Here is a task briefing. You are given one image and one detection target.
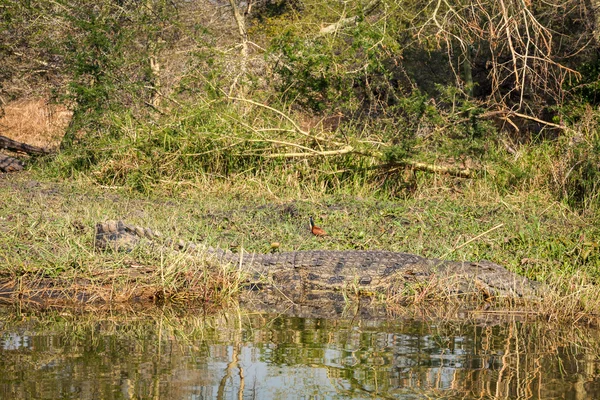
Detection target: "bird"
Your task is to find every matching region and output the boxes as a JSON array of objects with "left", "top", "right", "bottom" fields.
[{"left": 309, "top": 216, "right": 327, "bottom": 237}]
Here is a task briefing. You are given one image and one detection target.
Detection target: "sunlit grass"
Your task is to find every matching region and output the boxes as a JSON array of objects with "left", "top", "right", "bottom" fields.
[
  {"left": 1, "top": 97, "right": 599, "bottom": 324},
  {"left": 1, "top": 164, "right": 599, "bottom": 325}
]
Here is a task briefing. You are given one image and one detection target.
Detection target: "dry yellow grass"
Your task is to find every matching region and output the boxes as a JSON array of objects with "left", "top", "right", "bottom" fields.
[{"left": 0, "top": 97, "right": 71, "bottom": 149}]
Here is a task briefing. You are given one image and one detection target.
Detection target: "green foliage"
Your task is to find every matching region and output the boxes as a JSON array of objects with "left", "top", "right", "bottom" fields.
[
  {"left": 1, "top": 0, "right": 178, "bottom": 146},
  {"left": 382, "top": 145, "right": 411, "bottom": 164},
  {"left": 561, "top": 140, "right": 600, "bottom": 210},
  {"left": 488, "top": 155, "right": 531, "bottom": 194},
  {"left": 251, "top": 0, "right": 305, "bottom": 21},
  {"left": 565, "top": 57, "right": 600, "bottom": 105},
  {"left": 58, "top": 2, "right": 176, "bottom": 146},
  {"left": 4, "top": 0, "right": 600, "bottom": 214},
  {"left": 48, "top": 99, "right": 409, "bottom": 195},
  {"left": 51, "top": 102, "right": 315, "bottom": 192},
  {"left": 550, "top": 103, "right": 600, "bottom": 210},
  {"left": 270, "top": 32, "right": 344, "bottom": 112},
  {"left": 269, "top": 13, "right": 402, "bottom": 114}
]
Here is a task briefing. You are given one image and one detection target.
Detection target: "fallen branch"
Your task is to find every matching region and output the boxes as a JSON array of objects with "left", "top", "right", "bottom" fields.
[
  {"left": 1, "top": 135, "right": 49, "bottom": 155},
  {"left": 228, "top": 0, "right": 249, "bottom": 96},
  {"left": 448, "top": 109, "right": 573, "bottom": 134},
  {"left": 229, "top": 96, "right": 309, "bottom": 136},
  {"left": 228, "top": 96, "right": 345, "bottom": 146},
  {"left": 399, "top": 160, "right": 475, "bottom": 178},
  {"left": 263, "top": 145, "right": 354, "bottom": 158},
  {"left": 248, "top": 139, "right": 329, "bottom": 154},
  {"left": 510, "top": 111, "right": 569, "bottom": 131},
  {"left": 0, "top": 135, "right": 52, "bottom": 172},
  {"left": 249, "top": 135, "right": 474, "bottom": 176}
]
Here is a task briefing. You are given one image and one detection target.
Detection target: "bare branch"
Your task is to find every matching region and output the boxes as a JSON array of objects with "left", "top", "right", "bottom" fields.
[
  {"left": 262, "top": 145, "right": 354, "bottom": 158},
  {"left": 319, "top": 0, "right": 382, "bottom": 34},
  {"left": 403, "top": 160, "right": 475, "bottom": 178},
  {"left": 228, "top": 0, "right": 249, "bottom": 95},
  {"left": 229, "top": 96, "right": 310, "bottom": 136},
  {"left": 416, "top": 0, "right": 582, "bottom": 108}
]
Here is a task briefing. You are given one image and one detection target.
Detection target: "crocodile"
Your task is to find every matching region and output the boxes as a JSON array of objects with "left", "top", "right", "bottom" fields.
[
  {"left": 95, "top": 220, "right": 543, "bottom": 301},
  {"left": 0, "top": 153, "right": 24, "bottom": 172}
]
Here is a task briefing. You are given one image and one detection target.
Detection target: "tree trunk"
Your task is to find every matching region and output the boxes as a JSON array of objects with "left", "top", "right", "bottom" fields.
[
  {"left": 0, "top": 135, "right": 49, "bottom": 155},
  {"left": 591, "top": 0, "right": 600, "bottom": 45},
  {"left": 228, "top": 0, "right": 248, "bottom": 95},
  {"left": 0, "top": 135, "right": 50, "bottom": 172}
]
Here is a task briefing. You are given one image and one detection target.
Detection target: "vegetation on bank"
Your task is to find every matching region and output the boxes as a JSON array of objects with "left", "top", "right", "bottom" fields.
[
  {"left": 1, "top": 173, "right": 599, "bottom": 325},
  {"left": 2, "top": 1, "right": 599, "bottom": 207},
  {"left": 1, "top": 1, "right": 600, "bottom": 322}
]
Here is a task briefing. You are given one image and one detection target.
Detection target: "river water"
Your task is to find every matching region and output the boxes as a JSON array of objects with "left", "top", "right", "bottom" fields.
[{"left": 1, "top": 306, "right": 599, "bottom": 399}]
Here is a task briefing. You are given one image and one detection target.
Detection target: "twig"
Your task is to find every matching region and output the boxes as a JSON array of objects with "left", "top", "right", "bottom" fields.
[
  {"left": 229, "top": 96, "right": 309, "bottom": 136},
  {"left": 143, "top": 85, "right": 183, "bottom": 107},
  {"left": 441, "top": 223, "right": 505, "bottom": 260},
  {"left": 447, "top": 108, "right": 573, "bottom": 134},
  {"left": 228, "top": 96, "right": 345, "bottom": 146},
  {"left": 228, "top": 0, "right": 248, "bottom": 96},
  {"left": 248, "top": 138, "right": 329, "bottom": 154},
  {"left": 262, "top": 145, "right": 354, "bottom": 158},
  {"left": 319, "top": 0, "right": 381, "bottom": 34},
  {"left": 511, "top": 111, "right": 570, "bottom": 131}
]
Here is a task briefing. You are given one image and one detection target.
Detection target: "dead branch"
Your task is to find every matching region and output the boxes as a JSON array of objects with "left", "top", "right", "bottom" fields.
[
  {"left": 262, "top": 145, "right": 354, "bottom": 158},
  {"left": 0, "top": 135, "right": 49, "bottom": 155},
  {"left": 446, "top": 108, "right": 574, "bottom": 134},
  {"left": 510, "top": 111, "right": 569, "bottom": 131},
  {"left": 248, "top": 138, "right": 331, "bottom": 154},
  {"left": 228, "top": 0, "right": 249, "bottom": 95},
  {"left": 228, "top": 96, "right": 345, "bottom": 146},
  {"left": 401, "top": 160, "right": 475, "bottom": 178},
  {"left": 417, "top": 0, "right": 581, "bottom": 108},
  {"left": 319, "top": 0, "right": 381, "bottom": 34},
  {"left": 229, "top": 96, "right": 309, "bottom": 135}
]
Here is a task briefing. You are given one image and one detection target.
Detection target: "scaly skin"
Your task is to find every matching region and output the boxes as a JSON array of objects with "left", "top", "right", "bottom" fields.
[
  {"left": 0, "top": 154, "right": 24, "bottom": 172},
  {"left": 95, "top": 220, "right": 543, "bottom": 299}
]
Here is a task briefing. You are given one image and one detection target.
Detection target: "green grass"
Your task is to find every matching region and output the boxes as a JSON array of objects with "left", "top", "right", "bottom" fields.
[
  {"left": 1, "top": 164, "right": 600, "bottom": 324},
  {"left": 2, "top": 96, "right": 600, "bottom": 323}
]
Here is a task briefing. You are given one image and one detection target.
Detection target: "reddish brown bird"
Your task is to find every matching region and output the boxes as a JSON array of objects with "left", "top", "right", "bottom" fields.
[{"left": 309, "top": 216, "right": 327, "bottom": 237}]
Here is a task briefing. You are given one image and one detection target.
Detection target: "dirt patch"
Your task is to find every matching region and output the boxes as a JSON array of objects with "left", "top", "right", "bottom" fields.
[{"left": 0, "top": 97, "right": 71, "bottom": 149}]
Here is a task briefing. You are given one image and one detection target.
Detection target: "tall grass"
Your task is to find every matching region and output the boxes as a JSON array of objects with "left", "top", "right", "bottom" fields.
[{"left": 43, "top": 96, "right": 600, "bottom": 217}]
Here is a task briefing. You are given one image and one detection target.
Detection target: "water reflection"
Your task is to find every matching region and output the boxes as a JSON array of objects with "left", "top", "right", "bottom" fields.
[{"left": 1, "top": 307, "right": 599, "bottom": 399}]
